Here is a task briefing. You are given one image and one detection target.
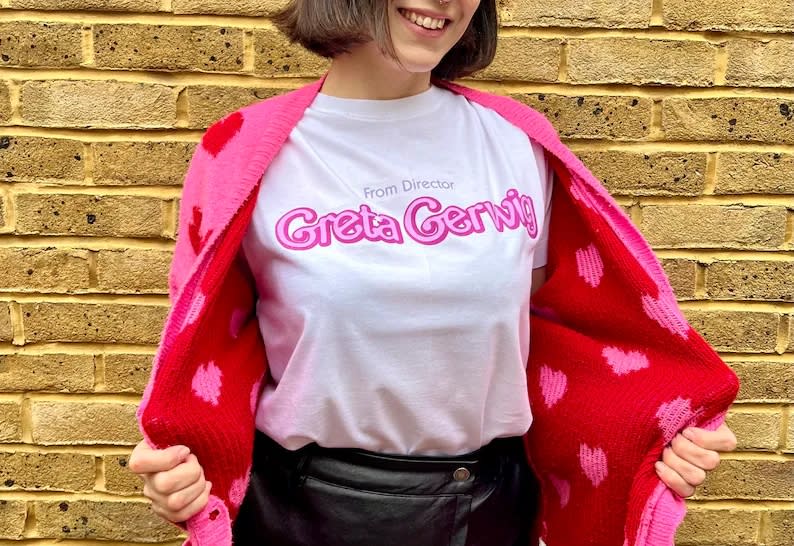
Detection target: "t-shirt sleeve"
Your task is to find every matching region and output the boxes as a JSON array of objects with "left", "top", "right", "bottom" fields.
[{"left": 531, "top": 141, "right": 554, "bottom": 269}]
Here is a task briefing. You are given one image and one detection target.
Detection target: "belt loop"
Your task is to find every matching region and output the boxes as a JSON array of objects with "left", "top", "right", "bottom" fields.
[{"left": 289, "top": 444, "right": 315, "bottom": 493}]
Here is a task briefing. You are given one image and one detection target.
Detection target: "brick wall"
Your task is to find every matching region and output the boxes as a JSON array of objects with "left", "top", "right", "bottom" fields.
[{"left": 0, "top": 0, "right": 791, "bottom": 544}]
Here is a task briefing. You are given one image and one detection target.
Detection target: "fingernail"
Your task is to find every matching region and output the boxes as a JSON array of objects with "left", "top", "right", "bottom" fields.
[
  {"left": 654, "top": 462, "right": 664, "bottom": 473},
  {"left": 178, "top": 447, "right": 190, "bottom": 458},
  {"left": 682, "top": 428, "right": 694, "bottom": 440}
]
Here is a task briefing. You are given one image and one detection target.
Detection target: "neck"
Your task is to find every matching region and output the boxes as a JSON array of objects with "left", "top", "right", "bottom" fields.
[{"left": 321, "top": 44, "right": 432, "bottom": 100}]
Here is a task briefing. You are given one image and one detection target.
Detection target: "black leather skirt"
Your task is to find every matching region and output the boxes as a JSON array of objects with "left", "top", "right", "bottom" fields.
[{"left": 232, "top": 430, "right": 540, "bottom": 546}]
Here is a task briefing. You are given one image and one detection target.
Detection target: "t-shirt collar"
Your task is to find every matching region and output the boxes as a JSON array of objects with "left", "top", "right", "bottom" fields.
[{"left": 310, "top": 84, "right": 445, "bottom": 121}]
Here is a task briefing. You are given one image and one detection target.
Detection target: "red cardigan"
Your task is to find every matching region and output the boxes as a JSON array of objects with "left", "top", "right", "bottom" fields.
[{"left": 137, "top": 76, "right": 739, "bottom": 546}]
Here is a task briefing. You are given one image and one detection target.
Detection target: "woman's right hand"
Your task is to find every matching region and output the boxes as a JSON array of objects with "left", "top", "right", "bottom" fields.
[{"left": 128, "top": 440, "right": 212, "bottom": 524}]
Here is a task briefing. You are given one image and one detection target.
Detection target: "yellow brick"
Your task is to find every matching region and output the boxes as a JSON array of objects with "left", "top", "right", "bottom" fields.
[
  {"left": 95, "top": 249, "right": 171, "bottom": 293},
  {"left": 706, "top": 261, "right": 794, "bottom": 301},
  {"left": 21, "top": 302, "right": 167, "bottom": 344},
  {"left": 0, "top": 500, "right": 25, "bottom": 540},
  {"left": 676, "top": 508, "right": 759, "bottom": 545},
  {"left": 661, "top": 258, "right": 698, "bottom": 300},
  {"left": 0, "top": 304, "right": 12, "bottom": 342},
  {"left": 253, "top": 28, "right": 329, "bottom": 78},
  {"left": 9, "top": 0, "right": 160, "bottom": 9},
  {"left": 767, "top": 510, "right": 794, "bottom": 546},
  {"left": 0, "top": 354, "right": 94, "bottom": 392},
  {"left": 0, "top": 82, "right": 11, "bottom": 124},
  {"left": 0, "top": 248, "right": 90, "bottom": 293},
  {"left": 0, "top": 451, "right": 94, "bottom": 491},
  {"left": 509, "top": 93, "right": 652, "bottom": 140},
  {"left": 500, "top": 0, "right": 653, "bottom": 28},
  {"left": 173, "top": 0, "right": 286, "bottom": 15},
  {"left": 31, "top": 401, "right": 141, "bottom": 445},
  {"left": 729, "top": 362, "right": 794, "bottom": 402},
  {"left": 716, "top": 152, "right": 794, "bottom": 195},
  {"left": 725, "top": 410, "right": 780, "bottom": 451},
  {"left": 726, "top": 38, "right": 794, "bottom": 88},
  {"left": 576, "top": 152, "right": 706, "bottom": 196},
  {"left": 685, "top": 310, "right": 779, "bottom": 353},
  {"left": 696, "top": 459, "right": 794, "bottom": 499},
  {"left": 0, "top": 136, "right": 84, "bottom": 183},
  {"left": 93, "top": 141, "right": 195, "bottom": 186},
  {"left": 15, "top": 194, "right": 167, "bottom": 238},
  {"left": 20, "top": 80, "right": 178, "bottom": 129},
  {"left": 185, "top": 84, "right": 285, "bottom": 128},
  {"left": 94, "top": 24, "right": 244, "bottom": 72},
  {"left": 33, "top": 500, "right": 181, "bottom": 541},
  {"left": 473, "top": 37, "right": 560, "bottom": 82},
  {"left": 663, "top": 0, "right": 794, "bottom": 31},
  {"left": 0, "top": 401, "right": 21, "bottom": 442},
  {"left": 103, "top": 454, "right": 143, "bottom": 494},
  {"left": 787, "top": 416, "right": 794, "bottom": 453},
  {"left": 0, "top": 21, "right": 82, "bottom": 68},
  {"left": 641, "top": 205, "right": 787, "bottom": 249},
  {"left": 663, "top": 98, "right": 794, "bottom": 144},
  {"left": 104, "top": 354, "right": 153, "bottom": 394},
  {"left": 568, "top": 38, "right": 717, "bottom": 86}
]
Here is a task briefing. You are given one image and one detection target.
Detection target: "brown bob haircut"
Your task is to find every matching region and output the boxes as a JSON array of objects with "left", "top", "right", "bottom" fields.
[{"left": 273, "top": 1, "right": 498, "bottom": 80}]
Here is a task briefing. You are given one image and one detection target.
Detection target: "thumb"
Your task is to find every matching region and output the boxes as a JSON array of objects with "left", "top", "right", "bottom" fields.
[
  {"left": 164, "top": 444, "right": 191, "bottom": 464},
  {"left": 152, "top": 444, "right": 192, "bottom": 473}
]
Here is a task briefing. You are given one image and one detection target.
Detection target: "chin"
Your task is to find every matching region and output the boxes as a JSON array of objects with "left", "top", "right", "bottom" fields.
[
  {"left": 396, "top": 57, "right": 444, "bottom": 74},
  {"left": 390, "top": 45, "right": 447, "bottom": 75}
]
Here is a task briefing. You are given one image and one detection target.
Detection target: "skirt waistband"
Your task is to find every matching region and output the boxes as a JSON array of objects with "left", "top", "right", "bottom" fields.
[{"left": 253, "top": 430, "right": 526, "bottom": 474}]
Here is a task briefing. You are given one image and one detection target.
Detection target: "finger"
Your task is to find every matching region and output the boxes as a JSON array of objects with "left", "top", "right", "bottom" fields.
[
  {"left": 128, "top": 442, "right": 190, "bottom": 475},
  {"left": 149, "top": 454, "right": 204, "bottom": 495},
  {"left": 662, "top": 447, "right": 706, "bottom": 488},
  {"left": 164, "top": 476, "right": 210, "bottom": 514},
  {"left": 655, "top": 461, "right": 695, "bottom": 498},
  {"left": 144, "top": 470, "right": 206, "bottom": 511},
  {"left": 671, "top": 433, "right": 721, "bottom": 471},
  {"left": 165, "top": 481, "right": 213, "bottom": 524},
  {"left": 682, "top": 425, "right": 737, "bottom": 452}
]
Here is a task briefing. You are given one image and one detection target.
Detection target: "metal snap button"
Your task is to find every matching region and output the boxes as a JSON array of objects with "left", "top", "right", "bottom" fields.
[{"left": 453, "top": 467, "right": 471, "bottom": 481}]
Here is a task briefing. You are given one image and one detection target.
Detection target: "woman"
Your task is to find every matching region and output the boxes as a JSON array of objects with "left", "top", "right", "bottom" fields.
[{"left": 128, "top": 1, "right": 739, "bottom": 545}]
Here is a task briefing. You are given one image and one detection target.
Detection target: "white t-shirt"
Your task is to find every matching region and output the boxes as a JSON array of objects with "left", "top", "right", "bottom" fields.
[{"left": 242, "top": 84, "right": 553, "bottom": 456}]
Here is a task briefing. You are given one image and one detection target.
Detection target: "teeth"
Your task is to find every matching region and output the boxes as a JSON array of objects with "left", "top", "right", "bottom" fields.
[{"left": 400, "top": 9, "right": 446, "bottom": 30}]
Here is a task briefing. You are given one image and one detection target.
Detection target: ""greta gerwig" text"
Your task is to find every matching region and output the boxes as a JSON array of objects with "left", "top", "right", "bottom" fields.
[{"left": 275, "top": 188, "right": 539, "bottom": 250}]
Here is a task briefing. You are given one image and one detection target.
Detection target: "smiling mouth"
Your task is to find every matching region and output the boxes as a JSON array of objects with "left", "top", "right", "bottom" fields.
[{"left": 398, "top": 8, "right": 450, "bottom": 30}]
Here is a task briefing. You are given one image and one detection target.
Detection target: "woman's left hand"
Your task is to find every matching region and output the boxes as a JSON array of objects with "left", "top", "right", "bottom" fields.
[{"left": 654, "top": 423, "right": 737, "bottom": 498}]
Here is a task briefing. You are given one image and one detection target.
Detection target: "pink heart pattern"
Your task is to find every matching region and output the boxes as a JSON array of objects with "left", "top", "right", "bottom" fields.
[
  {"left": 655, "top": 397, "right": 699, "bottom": 443},
  {"left": 579, "top": 444, "right": 608, "bottom": 487},
  {"left": 181, "top": 291, "right": 206, "bottom": 333},
  {"left": 602, "top": 346, "right": 650, "bottom": 376},
  {"left": 250, "top": 379, "right": 262, "bottom": 416},
  {"left": 229, "top": 469, "right": 250, "bottom": 509},
  {"left": 548, "top": 474, "right": 571, "bottom": 508},
  {"left": 575, "top": 243, "right": 604, "bottom": 288},
  {"left": 191, "top": 361, "right": 223, "bottom": 406},
  {"left": 641, "top": 293, "right": 689, "bottom": 339},
  {"left": 539, "top": 365, "right": 568, "bottom": 409},
  {"left": 569, "top": 181, "right": 594, "bottom": 209}
]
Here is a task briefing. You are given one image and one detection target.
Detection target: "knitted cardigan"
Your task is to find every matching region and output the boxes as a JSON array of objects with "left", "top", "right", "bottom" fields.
[{"left": 137, "top": 76, "right": 739, "bottom": 546}]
